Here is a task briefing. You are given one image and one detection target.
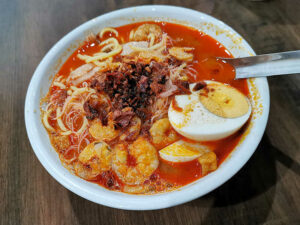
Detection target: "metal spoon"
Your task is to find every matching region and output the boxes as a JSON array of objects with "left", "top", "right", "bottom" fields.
[{"left": 218, "top": 50, "right": 300, "bottom": 79}]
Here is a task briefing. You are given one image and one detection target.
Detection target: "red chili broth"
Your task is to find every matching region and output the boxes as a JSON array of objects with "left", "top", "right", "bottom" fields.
[{"left": 54, "top": 21, "right": 250, "bottom": 189}]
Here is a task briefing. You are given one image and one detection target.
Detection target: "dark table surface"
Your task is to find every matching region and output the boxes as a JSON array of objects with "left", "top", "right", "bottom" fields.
[{"left": 1, "top": 0, "right": 299, "bottom": 224}]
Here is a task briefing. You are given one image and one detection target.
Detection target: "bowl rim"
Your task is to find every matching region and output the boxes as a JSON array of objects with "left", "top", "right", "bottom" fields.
[{"left": 25, "top": 5, "right": 270, "bottom": 210}]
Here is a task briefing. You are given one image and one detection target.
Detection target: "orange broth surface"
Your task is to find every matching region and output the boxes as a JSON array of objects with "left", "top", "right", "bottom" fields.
[{"left": 53, "top": 21, "right": 249, "bottom": 189}]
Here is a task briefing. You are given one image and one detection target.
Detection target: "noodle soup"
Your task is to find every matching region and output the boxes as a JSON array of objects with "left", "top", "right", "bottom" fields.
[{"left": 41, "top": 22, "right": 250, "bottom": 194}]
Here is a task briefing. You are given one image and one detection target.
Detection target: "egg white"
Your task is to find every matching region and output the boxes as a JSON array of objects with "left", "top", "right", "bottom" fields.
[{"left": 168, "top": 81, "right": 251, "bottom": 141}]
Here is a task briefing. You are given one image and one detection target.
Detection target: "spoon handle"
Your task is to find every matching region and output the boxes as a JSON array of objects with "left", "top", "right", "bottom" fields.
[{"left": 219, "top": 50, "right": 300, "bottom": 79}]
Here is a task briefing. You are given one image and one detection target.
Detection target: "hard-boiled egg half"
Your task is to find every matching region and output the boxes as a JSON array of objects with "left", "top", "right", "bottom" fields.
[
  {"left": 168, "top": 80, "right": 252, "bottom": 141},
  {"left": 159, "top": 140, "right": 210, "bottom": 162}
]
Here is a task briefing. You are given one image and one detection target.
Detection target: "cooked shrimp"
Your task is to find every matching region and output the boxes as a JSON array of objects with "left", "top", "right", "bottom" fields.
[
  {"left": 132, "top": 24, "right": 162, "bottom": 42},
  {"left": 112, "top": 137, "right": 159, "bottom": 185},
  {"left": 89, "top": 113, "right": 119, "bottom": 141},
  {"left": 169, "top": 47, "right": 194, "bottom": 61},
  {"left": 119, "top": 116, "right": 141, "bottom": 141},
  {"left": 74, "top": 141, "right": 112, "bottom": 180},
  {"left": 150, "top": 118, "right": 179, "bottom": 148},
  {"left": 198, "top": 152, "right": 217, "bottom": 176}
]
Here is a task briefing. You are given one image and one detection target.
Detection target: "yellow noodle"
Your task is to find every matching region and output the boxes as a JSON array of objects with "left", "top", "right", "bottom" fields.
[
  {"left": 85, "top": 45, "right": 122, "bottom": 62},
  {"left": 77, "top": 54, "right": 91, "bottom": 61},
  {"left": 77, "top": 37, "right": 122, "bottom": 63},
  {"left": 101, "top": 43, "right": 115, "bottom": 52},
  {"left": 92, "top": 61, "right": 108, "bottom": 67},
  {"left": 43, "top": 108, "right": 54, "bottom": 132},
  {"left": 99, "top": 37, "right": 119, "bottom": 47},
  {"left": 61, "top": 130, "right": 72, "bottom": 136},
  {"left": 70, "top": 86, "right": 78, "bottom": 91},
  {"left": 99, "top": 27, "right": 118, "bottom": 38},
  {"left": 56, "top": 107, "right": 68, "bottom": 132},
  {"left": 53, "top": 81, "right": 66, "bottom": 89}
]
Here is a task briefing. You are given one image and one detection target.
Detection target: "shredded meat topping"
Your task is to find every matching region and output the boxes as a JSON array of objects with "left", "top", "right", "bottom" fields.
[
  {"left": 89, "top": 58, "right": 188, "bottom": 127},
  {"left": 103, "top": 63, "right": 154, "bottom": 111},
  {"left": 83, "top": 99, "right": 108, "bottom": 125},
  {"left": 112, "top": 107, "right": 135, "bottom": 129}
]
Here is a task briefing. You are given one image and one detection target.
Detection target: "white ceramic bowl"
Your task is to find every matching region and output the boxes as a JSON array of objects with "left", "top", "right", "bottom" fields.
[{"left": 25, "top": 5, "right": 269, "bottom": 210}]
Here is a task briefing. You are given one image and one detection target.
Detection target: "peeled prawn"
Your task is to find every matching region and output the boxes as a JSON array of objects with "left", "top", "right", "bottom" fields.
[
  {"left": 119, "top": 116, "right": 141, "bottom": 141},
  {"left": 89, "top": 113, "right": 119, "bottom": 141},
  {"left": 150, "top": 118, "right": 179, "bottom": 148},
  {"left": 132, "top": 24, "right": 162, "bottom": 42},
  {"left": 112, "top": 137, "right": 159, "bottom": 185},
  {"left": 74, "top": 141, "right": 111, "bottom": 180},
  {"left": 169, "top": 47, "right": 194, "bottom": 61},
  {"left": 198, "top": 152, "right": 217, "bottom": 176}
]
